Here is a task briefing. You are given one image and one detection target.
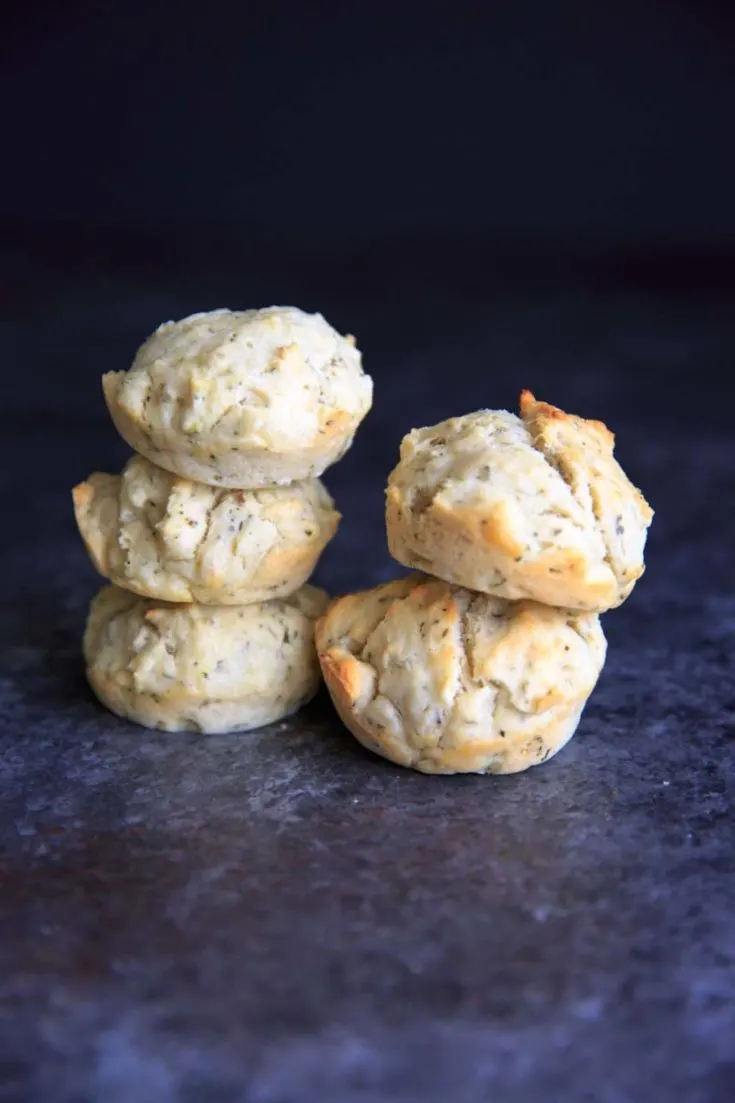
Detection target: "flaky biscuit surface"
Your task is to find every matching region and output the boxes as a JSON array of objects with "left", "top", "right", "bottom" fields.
[
  {"left": 103, "top": 307, "right": 373, "bottom": 488},
  {"left": 386, "top": 392, "right": 653, "bottom": 612},
  {"left": 84, "top": 583, "right": 329, "bottom": 733},
  {"left": 73, "top": 455, "right": 339, "bottom": 605},
  {"left": 316, "top": 574, "right": 606, "bottom": 775}
]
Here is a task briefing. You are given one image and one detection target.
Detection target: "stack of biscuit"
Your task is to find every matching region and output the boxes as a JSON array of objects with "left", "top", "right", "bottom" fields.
[
  {"left": 317, "top": 390, "right": 653, "bottom": 776},
  {"left": 73, "top": 306, "right": 373, "bottom": 734}
]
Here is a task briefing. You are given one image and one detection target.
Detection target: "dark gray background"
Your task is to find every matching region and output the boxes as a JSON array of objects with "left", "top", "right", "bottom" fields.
[{"left": 1, "top": 2, "right": 734, "bottom": 1100}]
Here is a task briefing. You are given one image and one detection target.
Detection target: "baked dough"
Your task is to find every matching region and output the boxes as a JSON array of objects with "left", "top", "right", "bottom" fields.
[
  {"left": 316, "top": 574, "right": 606, "bottom": 775},
  {"left": 386, "top": 391, "right": 653, "bottom": 612},
  {"left": 84, "top": 583, "right": 329, "bottom": 733},
  {"left": 102, "top": 307, "right": 373, "bottom": 488},
  {"left": 73, "top": 455, "right": 339, "bottom": 605}
]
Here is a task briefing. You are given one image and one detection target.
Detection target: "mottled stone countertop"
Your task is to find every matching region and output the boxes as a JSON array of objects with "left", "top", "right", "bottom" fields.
[{"left": 1, "top": 272, "right": 733, "bottom": 1102}]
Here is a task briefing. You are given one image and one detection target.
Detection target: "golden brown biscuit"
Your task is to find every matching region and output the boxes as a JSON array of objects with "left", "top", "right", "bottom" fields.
[
  {"left": 103, "top": 306, "right": 373, "bottom": 488},
  {"left": 316, "top": 574, "right": 606, "bottom": 775},
  {"left": 386, "top": 391, "right": 653, "bottom": 612},
  {"left": 73, "top": 455, "right": 339, "bottom": 605},
  {"left": 84, "top": 583, "right": 329, "bottom": 733}
]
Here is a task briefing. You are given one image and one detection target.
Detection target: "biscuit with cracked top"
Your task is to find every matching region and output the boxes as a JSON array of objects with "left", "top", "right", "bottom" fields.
[{"left": 386, "top": 391, "right": 653, "bottom": 612}]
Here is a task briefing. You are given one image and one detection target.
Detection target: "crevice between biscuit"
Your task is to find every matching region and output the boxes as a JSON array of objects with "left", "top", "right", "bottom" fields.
[{"left": 525, "top": 427, "right": 621, "bottom": 585}]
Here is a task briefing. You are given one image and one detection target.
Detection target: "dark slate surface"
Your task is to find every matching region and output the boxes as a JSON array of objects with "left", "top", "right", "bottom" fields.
[{"left": 1, "top": 250, "right": 734, "bottom": 1102}]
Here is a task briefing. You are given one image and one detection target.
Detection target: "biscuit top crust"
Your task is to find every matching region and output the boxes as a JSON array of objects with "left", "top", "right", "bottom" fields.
[
  {"left": 103, "top": 306, "right": 373, "bottom": 454},
  {"left": 389, "top": 391, "right": 653, "bottom": 604},
  {"left": 519, "top": 390, "right": 653, "bottom": 583}
]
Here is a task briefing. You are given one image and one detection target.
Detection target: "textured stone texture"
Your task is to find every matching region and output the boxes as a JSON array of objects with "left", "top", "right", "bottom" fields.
[{"left": 1, "top": 268, "right": 733, "bottom": 1102}]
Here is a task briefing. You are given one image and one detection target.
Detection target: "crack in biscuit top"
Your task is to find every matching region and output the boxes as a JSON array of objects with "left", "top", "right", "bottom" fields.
[
  {"left": 386, "top": 392, "right": 653, "bottom": 610},
  {"left": 519, "top": 390, "right": 653, "bottom": 589},
  {"left": 393, "top": 408, "right": 608, "bottom": 563}
]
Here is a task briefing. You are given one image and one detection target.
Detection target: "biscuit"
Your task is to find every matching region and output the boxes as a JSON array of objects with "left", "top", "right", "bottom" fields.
[
  {"left": 102, "top": 307, "right": 373, "bottom": 488},
  {"left": 386, "top": 391, "right": 653, "bottom": 611},
  {"left": 73, "top": 455, "right": 340, "bottom": 605},
  {"left": 316, "top": 574, "right": 606, "bottom": 775},
  {"left": 84, "top": 583, "right": 329, "bottom": 733}
]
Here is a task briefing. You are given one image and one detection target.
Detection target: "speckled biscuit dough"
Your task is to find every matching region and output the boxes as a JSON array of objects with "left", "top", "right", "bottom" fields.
[
  {"left": 102, "top": 306, "right": 373, "bottom": 488},
  {"left": 386, "top": 391, "right": 653, "bottom": 612},
  {"left": 84, "top": 583, "right": 329, "bottom": 733},
  {"left": 73, "top": 455, "right": 340, "bottom": 605},
  {"left": 316, "top": 574, "right": 606, "bottom": 775}
]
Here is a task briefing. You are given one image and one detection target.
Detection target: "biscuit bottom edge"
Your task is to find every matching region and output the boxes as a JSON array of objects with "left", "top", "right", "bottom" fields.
[{"left": 85, "top": 668, "right": 320, "bottom": 735}]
